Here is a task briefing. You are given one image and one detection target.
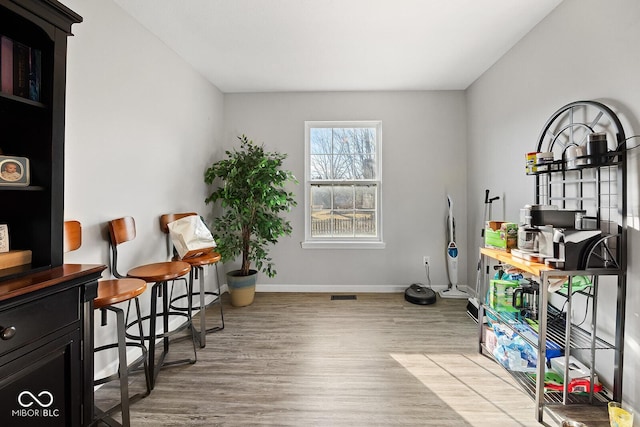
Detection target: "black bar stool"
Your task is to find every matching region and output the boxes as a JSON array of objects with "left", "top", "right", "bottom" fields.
[
  {"left": 108, "top": 216, "right": 195, "bottom": 390},
  {"left": 93, "top": 279, "right": 151, "bottom": 426},
  {"left": 63, "top": 221, "right": 150, "bottom": 427},
  {"left": 160, "top": 213, "right": 225, "bottom": 348}
]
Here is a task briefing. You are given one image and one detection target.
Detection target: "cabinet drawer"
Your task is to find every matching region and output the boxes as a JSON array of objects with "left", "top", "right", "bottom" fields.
[{"left": 0, "top": 288, "right": 79, "bottom": 357}]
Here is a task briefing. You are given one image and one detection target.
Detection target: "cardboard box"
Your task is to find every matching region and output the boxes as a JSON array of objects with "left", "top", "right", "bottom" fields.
[
  {"left": 483, "top": 325, "right": 498, "bottom": 353},
  {"left": 0, "top": 249, "right": 32, "bottom": 269},
  {"left": 550, "top": 355, "right": 597, "bottom": 381},
  {"left": 485, "top": 221, "right": 518, "bottom": 251}
]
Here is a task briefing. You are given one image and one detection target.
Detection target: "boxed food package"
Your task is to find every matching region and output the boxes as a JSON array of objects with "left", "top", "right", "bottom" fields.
[
  {"left": 488, "top": 279, "right": 519, "bottom": 313},
  {"left": 485, "top": 221, "right": 518, "bottom": 251},
  {"left": 483, "top": 324, "right": 498, "bottom": 353}
]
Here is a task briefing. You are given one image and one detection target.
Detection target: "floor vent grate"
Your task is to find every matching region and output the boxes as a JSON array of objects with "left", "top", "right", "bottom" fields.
[{"left": 331, "top": 295, "right": 357, "bottom": 300}]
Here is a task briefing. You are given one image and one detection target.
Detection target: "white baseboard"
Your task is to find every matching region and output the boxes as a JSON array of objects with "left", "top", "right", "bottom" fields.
[{"left": 254, "top": 283, "right": 450, "bottom": 293}]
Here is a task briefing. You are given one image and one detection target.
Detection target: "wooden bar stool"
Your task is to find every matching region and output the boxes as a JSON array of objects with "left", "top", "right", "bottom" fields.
[
  {"left": 159, "top": 213, "right": 225, "bottom": 348},
  {"left": 108, "top": 216, "right": 195, "bottom": 390},
  {"left": 93, "top": 279, "right": 150, "bottom": 427},
  {"left": 63, "top": 221, "right": 150, "bottom": 427}
]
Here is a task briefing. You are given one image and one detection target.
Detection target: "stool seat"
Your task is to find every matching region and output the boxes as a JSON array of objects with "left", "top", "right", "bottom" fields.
[
  {"left": 172, "top": 251, "right": 221, "bottom": 267},
  {"left": 95, "top": 278, "right": 147, "bottom": 309},
  {"left": 127, "top": 261, "right": 191, "bottom": 282}
]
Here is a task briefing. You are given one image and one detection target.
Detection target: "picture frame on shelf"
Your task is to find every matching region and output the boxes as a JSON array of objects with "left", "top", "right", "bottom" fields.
[
  {"left": 0, "top": 155, "right": 29, "bottom": 186},
  {"left": 0, "top": 224, "right": 8, "bottom": 253}
]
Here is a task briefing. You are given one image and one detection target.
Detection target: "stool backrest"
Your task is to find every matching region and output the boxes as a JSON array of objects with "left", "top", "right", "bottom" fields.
[
  {"left": 159, "top": 212, "right": 198, "bottom": 234},
  {"left": 64, "top": 220, "right": 82, "bottom": 253},
  {"left": 108, "top": 216, "right": 136, "bottom": 246},
  {"left": 108, "top": 216, "right": 137, "bottom": 279}
]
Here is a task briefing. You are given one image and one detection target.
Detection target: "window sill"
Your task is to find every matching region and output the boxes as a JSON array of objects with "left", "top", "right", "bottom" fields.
[{"left": 301, "top": 241, "right": 386, "bottom": 250}]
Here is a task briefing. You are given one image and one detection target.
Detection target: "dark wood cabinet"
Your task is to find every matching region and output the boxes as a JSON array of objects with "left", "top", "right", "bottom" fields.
[
  {"left": 0, "top": 2, "right": 103, "bottom": 427},
  {"left": 0, "top": 264, "right": 104, "bottom": 426},
  {"left": 0, "top": 0, "right": 81, "bottom": 280}
]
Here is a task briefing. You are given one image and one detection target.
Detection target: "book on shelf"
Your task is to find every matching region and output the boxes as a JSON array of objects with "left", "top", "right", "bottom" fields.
[
  {"left": 0, "top": 35, "right": 13, "bottom": 94},
  {"left": 13, "top": 40, "right": 29, "bottom": 98},
  {"left": 29, "top": 47, "right": 41, "bottom": 101},
  {"left": 0, "top": 34, "right": 41, "bottom": 102}
]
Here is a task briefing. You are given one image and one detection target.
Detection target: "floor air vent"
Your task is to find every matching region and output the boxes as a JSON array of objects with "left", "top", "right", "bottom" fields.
[{"left": 331, "top": 295, "right": 357, "bottom": 300}]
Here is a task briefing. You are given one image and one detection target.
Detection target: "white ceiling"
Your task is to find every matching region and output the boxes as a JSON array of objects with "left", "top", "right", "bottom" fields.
[{"left": 113, "top": 0, "right": 563, "bottom": 93}]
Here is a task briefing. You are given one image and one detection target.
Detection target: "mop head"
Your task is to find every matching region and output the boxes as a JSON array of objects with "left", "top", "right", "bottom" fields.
[{"left": 439, "top": 284, "right": 470, "bottom": 299}]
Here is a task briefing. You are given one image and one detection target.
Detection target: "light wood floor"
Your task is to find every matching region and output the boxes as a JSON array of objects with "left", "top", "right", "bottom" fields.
[{"left": 95, "top": 292, "right": 611, "bottom": 426}]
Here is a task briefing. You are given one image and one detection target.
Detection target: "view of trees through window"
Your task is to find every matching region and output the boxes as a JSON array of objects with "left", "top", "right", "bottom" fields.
[{"left": 308, "top": 126, "right": 378, "bottom": 238}]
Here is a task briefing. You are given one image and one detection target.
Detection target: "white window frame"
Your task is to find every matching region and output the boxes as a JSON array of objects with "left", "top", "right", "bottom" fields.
[{"left": 302, "top": 120, "right": 385, "bottom": 249}]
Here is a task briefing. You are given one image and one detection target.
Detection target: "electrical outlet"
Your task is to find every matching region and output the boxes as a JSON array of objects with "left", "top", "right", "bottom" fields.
[{"left": 423, "top": 256, "right": 430, "bottom": 266}]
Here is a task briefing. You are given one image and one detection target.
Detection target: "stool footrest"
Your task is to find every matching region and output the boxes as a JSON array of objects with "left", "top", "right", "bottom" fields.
[
  {"left": 125, "top": 311, "right": 192, "bottom": 341},
  {"left": 169, "top": 291, "right": 221, "bottom": 312},
  {"left": 94, "top": 343, "right": 148, "bottom": 386}
]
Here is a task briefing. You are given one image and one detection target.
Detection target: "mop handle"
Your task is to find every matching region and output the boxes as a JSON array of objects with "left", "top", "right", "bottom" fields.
[
  {"left": 485, "top": 189, "right": 500, "bottom": 205},
  {"left": 481, "top": 190, "right": 500, "bottom": 238}
]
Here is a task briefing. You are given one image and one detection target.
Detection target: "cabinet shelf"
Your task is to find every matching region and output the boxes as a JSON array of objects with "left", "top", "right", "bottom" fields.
[
  {"left": 485, "top": 304, "right": 614, "bottom": 352},
  {"left": 0, "top": 91, "right": 46, "bottom": 108},
  {"left": 481, "top": 343, "right": 611, "bottom": 405},
  {"left": 0, "top": 185, "right": 45, "bottom": 191},
  {"left": 525, "top": 151, "right": 622, "bottom": 176},
  {"left": 509, "top": 368, "right": 611, "bottom": 405}
]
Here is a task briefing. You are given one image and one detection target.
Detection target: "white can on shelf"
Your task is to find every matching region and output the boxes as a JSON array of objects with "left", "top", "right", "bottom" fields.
[{"left": 536, "top": 151, "right": 554, "bottom": 171}]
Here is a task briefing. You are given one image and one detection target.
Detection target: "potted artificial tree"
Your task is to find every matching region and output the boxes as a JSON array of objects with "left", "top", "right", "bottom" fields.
[{"left": 204, "top": 135, "right": 297, "bottom": 307}]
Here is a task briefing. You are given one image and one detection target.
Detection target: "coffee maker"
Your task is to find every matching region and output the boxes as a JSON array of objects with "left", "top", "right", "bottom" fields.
[
  {"left": 515, "top": 204, "right": 602, "bottom": 269},
  {"left": 512, "top": 281, "right": 539, "bottom": 320}
]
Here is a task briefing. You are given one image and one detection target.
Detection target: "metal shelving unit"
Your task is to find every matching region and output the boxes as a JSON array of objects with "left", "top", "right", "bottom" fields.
[{"left": 477, "top": 100, "right": 628, "bottom": 423}]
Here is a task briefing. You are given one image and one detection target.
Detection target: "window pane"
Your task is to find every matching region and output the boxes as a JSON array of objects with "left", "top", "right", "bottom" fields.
[
  {"left": 355, "top": 186, "right": 376, "bottom": 209},
  {"left": 310, "top": 154, "right": 332, "bottom": 180},
  {"left": 311, "top": 210, "right": 332, "bottom": 237},
  {"left": 310, "top": 128, "right": 332, "bottom": 154},
  {"left": 310, "top": 185, "right": 331, "bottom": 209},
  {"left": 333, "top": 186, "right": 353, "bottom": 209}
]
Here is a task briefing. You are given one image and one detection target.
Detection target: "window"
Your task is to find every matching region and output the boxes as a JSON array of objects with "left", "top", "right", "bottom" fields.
[{"left": 302, "top": 121, "right": 384, "bottom": 249}]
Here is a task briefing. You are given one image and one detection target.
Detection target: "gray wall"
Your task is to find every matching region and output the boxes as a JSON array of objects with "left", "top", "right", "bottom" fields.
[
  {"left": 60, "top": 0, "right": 225, "bottom": 375},
  {"left": 223, "top": 91, "right": 467, "bottom": 291},
  {"left": 466, "top": 0, "right": 640, "bottom": 412}
]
